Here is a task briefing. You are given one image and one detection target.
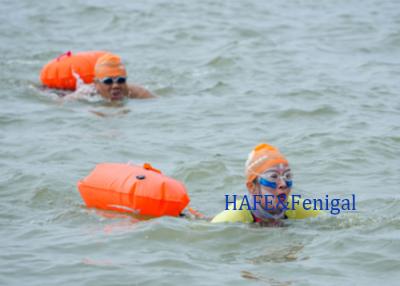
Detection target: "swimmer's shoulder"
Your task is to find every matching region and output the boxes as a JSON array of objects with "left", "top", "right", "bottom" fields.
[
  {"left": 211, "top": 208, "right": 254, "bottom": 223},
  {"left": 127, "top": 84, "right": 154, "bottom": 99},
  {"left": 284, "top": 196, "right": 323, "bottom": 219}
]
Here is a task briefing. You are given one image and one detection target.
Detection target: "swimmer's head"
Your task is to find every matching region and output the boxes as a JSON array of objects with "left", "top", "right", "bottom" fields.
[
  {"left": 245, "top": 143, "right": 289, "bottom": 187},
  {"left": 94, "top": 53, "right": 128, "bottom": 101},
  {"left": 245, "top": 143, "right": 289, "bottom": 185},
  {"left": 245, "top": 143, "right": 293, "bottom": 218},
  {"left": 95, "top": 53, "right": 127, "bottom": 79}
]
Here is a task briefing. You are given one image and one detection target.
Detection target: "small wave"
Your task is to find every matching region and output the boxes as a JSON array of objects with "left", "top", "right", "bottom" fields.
[
  {"left": 0, "top": 114, "right": 25, "bottom": 125},
  {"left": 152, "top": 85, "right": 175, "bottom": 96},
  {"left": 241, "top": 270, "right": 292, "bottom": 285},
  {"left": 248, "top": 244, "right": 305, "bottom": 264},
  {"left": 174, "top": 160, "right": 228, "bottom": 182},
  {"left": 278, "top": 105, "right": 338, "bottom": 118},
  {"left": 201, "top": 81, "right": 231, "bottom": 94},
  {"left": 206, "top": 56, "right": 236, "bottom": 67},
  {"left": 34, "top": 81, "right": 104, "bottom": 103}
]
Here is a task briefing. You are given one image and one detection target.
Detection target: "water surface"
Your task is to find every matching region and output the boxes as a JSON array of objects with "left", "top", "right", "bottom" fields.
[{"left": 1, "top": 0, "right": 400, "bottom": 285}]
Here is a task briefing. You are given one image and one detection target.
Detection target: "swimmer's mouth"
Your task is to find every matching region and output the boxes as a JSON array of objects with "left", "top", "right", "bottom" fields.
[
  {"left": 277, "top": 194, "right": 287, "bottom": 202},
  {"left": 111, "top": 92, "right": 123, "bottom": 100}
]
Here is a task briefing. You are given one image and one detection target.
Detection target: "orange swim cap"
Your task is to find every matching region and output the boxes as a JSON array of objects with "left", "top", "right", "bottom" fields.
[
  {"left": 94, "top": 53, "right": 127, "bottom": 79},
  {"left": 245, "top": 143, "right": 289, "bottom": 184}
]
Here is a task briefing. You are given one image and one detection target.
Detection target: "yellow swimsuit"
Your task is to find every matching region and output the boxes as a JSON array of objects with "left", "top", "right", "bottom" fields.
[{"left": 211, "top": 197, "right": 321, "bottom": 223}]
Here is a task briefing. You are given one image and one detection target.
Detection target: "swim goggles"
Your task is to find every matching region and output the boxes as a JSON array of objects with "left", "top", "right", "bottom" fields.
[
  {"left": 99, "top": 77, "right": 127, "bottom": 85},
  {"left": 258, "top": 170, "right": 293, "bottom": 189}
]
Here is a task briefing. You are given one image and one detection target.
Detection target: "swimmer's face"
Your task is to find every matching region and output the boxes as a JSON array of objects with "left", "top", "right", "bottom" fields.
[
  {"left": 249, "top": 163, "right": 293, "bottom": 212},
  {"left": 95, "top": 76, "right": 128, "bottom": 101}
]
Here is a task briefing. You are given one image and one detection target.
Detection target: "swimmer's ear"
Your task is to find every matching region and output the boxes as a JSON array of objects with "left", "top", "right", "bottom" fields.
[{"left": 247, "top": 181, "right": 257, "bottom": 194}]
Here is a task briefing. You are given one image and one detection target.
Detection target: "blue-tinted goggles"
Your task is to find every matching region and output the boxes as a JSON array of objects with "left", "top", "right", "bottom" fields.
[
  {"left": 99, "top": 77, "right": 127, "bottom": 85},
  {"left": 258, "top": 173, "right": 293, "bottom": 189}
]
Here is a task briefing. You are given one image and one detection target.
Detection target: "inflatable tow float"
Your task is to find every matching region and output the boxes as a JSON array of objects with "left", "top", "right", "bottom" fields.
[
  {"left": 78, "top": 163, "right": 190, "bottom": 217},
  {"left": 40, "top": 50, "right": 107, "bottom": 90}
]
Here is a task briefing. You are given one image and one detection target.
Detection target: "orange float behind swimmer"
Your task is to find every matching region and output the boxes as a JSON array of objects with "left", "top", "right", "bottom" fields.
[
  {"left": 40, "top": 50, "right": 107, "bottom": 90},
  {"left": 77, "top": 163, "right": 190, "bottom": 217}
]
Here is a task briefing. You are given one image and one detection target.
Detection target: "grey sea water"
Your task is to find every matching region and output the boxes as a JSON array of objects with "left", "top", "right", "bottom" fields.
[{"left": 1, "top": 0, "right": 399, "bottom": 285}]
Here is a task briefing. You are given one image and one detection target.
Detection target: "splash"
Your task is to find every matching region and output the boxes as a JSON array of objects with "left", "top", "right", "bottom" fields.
[
  {"left": 62, "top": 71, "right": 103, "bottom": 102},
  {"left": 34, "top": 71, "right": 103, "bottom": 102}
]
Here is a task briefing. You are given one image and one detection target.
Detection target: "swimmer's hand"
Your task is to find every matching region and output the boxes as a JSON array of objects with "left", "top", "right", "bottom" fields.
[{"left": 181, "top": 207, "right": 209, "bottom": 220}]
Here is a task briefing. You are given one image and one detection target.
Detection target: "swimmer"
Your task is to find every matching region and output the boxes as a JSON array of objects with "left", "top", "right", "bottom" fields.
[
  {"left": 244, "top": 143, "right": 292, "bottom": 223},
  {"left": 93, "top": 53, "right": 153, "bottom": 101},
  {"left": 211, "top": 143, "right": 319, "bottom": 225}
]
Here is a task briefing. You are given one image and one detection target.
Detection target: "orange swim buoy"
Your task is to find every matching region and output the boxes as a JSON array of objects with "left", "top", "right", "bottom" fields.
[
  {"left": 40, "top": 50, "right": 107, "bottom": 90},
  {"left": 77, "top": 163, "right": 190, "bottom": 217}
]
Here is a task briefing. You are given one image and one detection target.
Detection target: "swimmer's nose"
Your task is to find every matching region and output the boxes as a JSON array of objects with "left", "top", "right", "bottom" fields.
[
  {"left": 277, "top": 177, "right": 288, "bottom": 189},
  {"left": 111, "top": 82, "right": 121, "bottom": 89}
]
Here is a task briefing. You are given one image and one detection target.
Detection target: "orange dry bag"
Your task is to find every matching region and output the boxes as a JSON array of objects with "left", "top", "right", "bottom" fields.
[
  {"left": 77, "top": 163, "right": 190, "bottom": 217},
  {"left": 40, "top": 50, "right": 107, "bottom": 90}
]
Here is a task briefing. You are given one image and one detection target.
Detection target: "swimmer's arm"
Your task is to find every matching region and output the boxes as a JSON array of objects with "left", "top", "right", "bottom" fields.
[{"left": 127, "top": 84, "right": 155, "bottom": 99}]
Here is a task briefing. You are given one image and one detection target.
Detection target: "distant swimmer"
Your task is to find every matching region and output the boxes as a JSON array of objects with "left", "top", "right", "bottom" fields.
[
  {"left": 40, "top": 51, "right": 154, "bottom": 101},
  {"left": 211, "top": 143, "right": 320, "bottom": 225},
  {"left": 93, "top": 53, "right": 153, "bottom": 101}
]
